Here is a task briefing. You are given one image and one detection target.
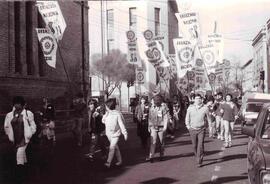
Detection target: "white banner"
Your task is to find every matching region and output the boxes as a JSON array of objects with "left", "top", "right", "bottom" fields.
[
  {"left": 208, "top": 33, "right": 224, "bottom": 63},
  {"left": 136, "top": 67, "right": 145, "bottom": 85},
  {"left": 126, "top": 30, "right": 140, "bottom": 65},
  {"left": 175, "top": 12, "right": 201, "bottom": 41},
  {"left": 173, "top": 38, "right": 196, "bottom": 78},
  {"left": 36, "top": 28, "right": 58, "bottom": 68},
  {"left": 198, "top": 43, "right": 217, "bottom": 74},
  {"left": 145, "top": 40, "right": 170, "bottom": 68},
  {"left": 36, "top": 1, "right": 66, "bottom": 41}
]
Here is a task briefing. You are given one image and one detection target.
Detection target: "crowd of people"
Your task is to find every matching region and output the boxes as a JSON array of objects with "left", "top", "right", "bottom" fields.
[{"left": 2, "top": 91, "right": 241, "bottom": 183}]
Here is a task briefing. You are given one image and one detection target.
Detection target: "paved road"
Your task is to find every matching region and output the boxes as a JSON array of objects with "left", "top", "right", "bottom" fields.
[{"left": 1, "top": 120, "right": 249, "bottom": 184}]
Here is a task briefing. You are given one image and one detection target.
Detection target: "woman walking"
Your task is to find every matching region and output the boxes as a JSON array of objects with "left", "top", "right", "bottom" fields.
[
  {"left": 135, "top": 96, "right": 150, "bottom": 148},
  {"left": 102, "top": 99, "right": 128, "bottom": 168},
  {"left": 220, "top": 94, "right": 238, "bottom": 148},
  {"left": 4, "top": 96, "right": 36, "bottom": 182}
]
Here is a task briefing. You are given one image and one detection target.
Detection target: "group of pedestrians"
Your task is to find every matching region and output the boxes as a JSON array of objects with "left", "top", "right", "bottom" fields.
[{"left": 2, "top": 91, "right": 240, "bottom": 182}]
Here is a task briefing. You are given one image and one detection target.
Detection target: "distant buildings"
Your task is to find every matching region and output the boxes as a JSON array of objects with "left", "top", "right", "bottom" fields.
[
  {"left": 88, "top": 0, "right": 179, "bottom": 111},
  {"left": 252, "top": 20, "right": 270, "bottom": 93}
]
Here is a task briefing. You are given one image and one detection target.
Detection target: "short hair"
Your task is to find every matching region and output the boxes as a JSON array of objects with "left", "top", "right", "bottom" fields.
[
  {"left": 88, "top": 98, "right": 98, "bottom": 108},
  {"left": 153, "top": 94, "right": 163, "bottom": 106},
  {"left": 194, "top": 94, "right": 202, "bottom": 99},
  {"left": 13, "top": 96, "right": 26, "bottom": 106},
  {"left": 217, "top": 92, "right": 223, "bottom": 97},
  {"left": 105, "top": 98, "right": 116, "bottom": 110},
  {"left": 207, "top": 96, "right": 215, "bottom": 103},
  {"left": 226, "top": 93, "right": 233, "bottom": 99}
]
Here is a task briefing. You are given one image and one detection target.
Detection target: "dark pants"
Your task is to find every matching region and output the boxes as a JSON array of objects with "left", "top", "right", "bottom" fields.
[
  {"left": 189, "top": 128, "right": 205, "bottom": 164},
  {"left": 89, "top": 134, "right": 107, "bottom": 157}
]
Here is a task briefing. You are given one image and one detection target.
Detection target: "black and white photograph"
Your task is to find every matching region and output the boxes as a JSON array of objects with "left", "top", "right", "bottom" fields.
[{"left": 1, "top": 0, "right": 270, "bottom": 183}]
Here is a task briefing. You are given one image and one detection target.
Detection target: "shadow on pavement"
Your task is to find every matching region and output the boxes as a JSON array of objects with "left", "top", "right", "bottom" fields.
[
  {"left": 199, "top": 175, "right": 248, "bottom": 184},
  {"left": 166, "top": 140, "right": 213, "bottom": 148},
  {"left": 202, "top": 154, "right": 247, "bottom": 167},
  {"left": 140, "top": 177, "right": 178, "bottom": 184}
]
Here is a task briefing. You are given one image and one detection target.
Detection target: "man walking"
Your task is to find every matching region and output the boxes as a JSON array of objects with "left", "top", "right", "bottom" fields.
[{"left": 185, "top": 94, "right": 212, "bottom": 167}]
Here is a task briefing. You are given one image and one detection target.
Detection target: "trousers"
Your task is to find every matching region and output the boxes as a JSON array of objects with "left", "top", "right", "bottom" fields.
[{"left": 189, "top": 128, "right": 205, "bottom": 164}]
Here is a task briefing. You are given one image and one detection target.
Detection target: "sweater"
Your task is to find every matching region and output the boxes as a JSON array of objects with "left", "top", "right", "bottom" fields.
[
  {"left": 185, "top": 104, "right": 210, "bottom": 130},
  {"left": 102, "top": 110, "right": 127, "bottom": 138}
]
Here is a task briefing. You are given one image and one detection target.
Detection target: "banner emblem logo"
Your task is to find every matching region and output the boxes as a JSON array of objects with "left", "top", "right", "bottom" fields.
[{"left": 179, "top": 47, "right": 193, "bottom": 63}]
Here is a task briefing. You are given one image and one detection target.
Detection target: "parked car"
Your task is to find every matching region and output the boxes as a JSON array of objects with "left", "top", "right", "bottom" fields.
[
  {"left": 242, "top": 103, "right": 270, "bottom": 184},
  {"left": 239, "top": 93, "right": 270, "bottom": 126}
]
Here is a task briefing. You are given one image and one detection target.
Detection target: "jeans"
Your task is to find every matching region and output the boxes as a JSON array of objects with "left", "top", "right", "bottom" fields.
[
  {"left": 149, "top": 127, "right": 165, "bottom": 158},
  {"left": 107, "top": 137, "right": 122, "bottom": 164},
  {"left": 189, "top": 128, "right": 205, "bottom": 164},
  {"left": 223, "top": 120, "right": 234, "bottom": 143}
]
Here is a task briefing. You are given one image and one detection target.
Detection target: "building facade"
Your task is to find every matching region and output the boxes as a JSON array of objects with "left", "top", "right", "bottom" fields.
[
  {"left": 252, "top": 27, "right": 269, "bottom": 93},
  {"left": 0, "top": 1, "right": 89, "bottom": 113},
  {"left": 88, "top": 0, "right": 178, "bottom": 111}
]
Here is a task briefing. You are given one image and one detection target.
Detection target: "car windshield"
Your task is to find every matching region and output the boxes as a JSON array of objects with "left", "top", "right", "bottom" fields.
[{"left": 246, "top": 103, "right": 263, "bottom": 113}]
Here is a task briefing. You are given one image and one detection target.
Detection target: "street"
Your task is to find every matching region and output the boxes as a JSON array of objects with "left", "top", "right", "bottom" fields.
[{"left": 2, "top": 119, "right": 249, "bottom": 184}]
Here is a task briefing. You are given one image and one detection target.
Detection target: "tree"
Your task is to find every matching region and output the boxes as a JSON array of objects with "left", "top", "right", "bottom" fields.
[{"left": 91, "top": 49, "right": 136, "bottom": 99}]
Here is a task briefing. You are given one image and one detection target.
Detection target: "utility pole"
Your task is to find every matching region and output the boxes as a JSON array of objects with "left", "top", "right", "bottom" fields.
[
  {"left": 81, "top": 1, "right": 87, "bottom": 101},
  {"left": 101, "top": 0, "right": 105, "bottom": 94}
]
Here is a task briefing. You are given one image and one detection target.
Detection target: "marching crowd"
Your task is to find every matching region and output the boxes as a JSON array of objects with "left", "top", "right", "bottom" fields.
[{"left": 2, "top": 91, "right": 240, "bottom": 183}]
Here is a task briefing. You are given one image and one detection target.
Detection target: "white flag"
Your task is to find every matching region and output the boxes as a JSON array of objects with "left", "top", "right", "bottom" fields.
[
  {"left": 198, "top": 43, "right": 217, "bottom": 74},
  {"left": 175, "top": 12, "right": 201, "bottom": 41},
  {"left": 173, "top": 37, "right": 196, "bottom": 78},
  {"left": 145, "top": 40, "right": 170, "bottom": 68},
  {"left": 208, "top": 33, "right": 224, "bottom": 63},
  {"left": 36, "top": 1, "right": 66, "bottom": 41},
  {"left": 126, "top": 30, "right": 140, "bottom": 65},
  {"left": 36, "top": 28, "right": 58, "bottom": 68}
]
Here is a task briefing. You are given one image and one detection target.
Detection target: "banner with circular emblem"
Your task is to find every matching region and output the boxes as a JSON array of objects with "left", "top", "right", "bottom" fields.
[
  {"left": 36, "top": 28, "right": 58, "bottom": 68},
  {"left": 208, "top": 33, "right": 224, "bottom": 64},
  {"left": 126, "top": 30, "right": 139, "bottom": 65},
  {"left": 198, "top": 43, "right": 217, "bottom": 74},
  {"left": 173, "top": 37, "right": 196, "bottom": 78}
]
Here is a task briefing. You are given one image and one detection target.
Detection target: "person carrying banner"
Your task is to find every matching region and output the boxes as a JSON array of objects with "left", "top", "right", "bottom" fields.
[{"left": 185, "top": 94, "right": 212, "bottom": 167}]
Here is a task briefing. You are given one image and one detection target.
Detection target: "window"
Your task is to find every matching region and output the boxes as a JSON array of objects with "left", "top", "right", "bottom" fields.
[
  {"left": 154, "top": 8, "right": 160, "bottom": 36},
  {"left": 26, "top": 2, "right": 34, "bottom": 75},
  {"left": 129, "top": 7, "right": 136, "bottom": 30},
  {"left": 14, "top": 2, "right": 21, "bottom": 74},
  {"left": 107, "top": 9, "right": 114, "bottom": 53},
  {"left": 261, "top": 110, "right": 270, "bottom": 139}
]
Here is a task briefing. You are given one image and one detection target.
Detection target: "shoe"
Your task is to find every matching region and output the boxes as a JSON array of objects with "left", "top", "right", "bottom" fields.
[
  {"left": 224, "top": 142, "right": 229, "bottom": 148},
  {"left": 146, "top": 157, "right": 154, "bottom": 163},
  {"left": 115, "top": 161, "right": 122, "bottom": 166},
  {"left": 159, "top": 156, "right": 164, "bottom": 161},
  {"left": 170, "top": 135, "right": 175, "bottom": 139},
  {"left": 104, "top": 162, "right": 111, "bottom": 168},
  {"left": 229, "top": 142, "right": 232, "bottom": 147},
  {"left": 197, "top": 163, "right": 202, "bottom": 168},
  {"left": 220, "top": 137, "right": 224, "bottom": 141}
]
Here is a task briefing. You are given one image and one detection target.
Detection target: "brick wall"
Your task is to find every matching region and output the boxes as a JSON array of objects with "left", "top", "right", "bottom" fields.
[{"left": 0, "top": 2, "right": 89, "bottom": 114}]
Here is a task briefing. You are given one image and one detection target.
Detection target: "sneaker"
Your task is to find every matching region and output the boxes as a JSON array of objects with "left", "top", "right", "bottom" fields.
[
  {"left": 220, "top": 137, "right": 224, "bottom": 141},
  {"left": 229, "top": 142, "right": 232, "bottom": 147},
  {"left": 224, "top": 142, "right": 229, "bottom": 148}
]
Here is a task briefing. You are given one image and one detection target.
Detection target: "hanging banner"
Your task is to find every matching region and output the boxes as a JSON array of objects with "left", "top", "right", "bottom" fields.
[
  {"left": 126, "top": 30, "right": 140, "bottom": 65},
  {"left": 175, "top": 12, "right": 201, "bottom": 41},
  {"left": 36, "top": 1, "right": 67, "bottom": 41},
  {"left": 173, "top": 37, "right": 196, "bottom": 78},
  {"left": 136, "top": 67, "right": 145, "bottom": 85},
  {"left": 145, "top": 40, "right": 170, "bottom": 68},
  {"left": 198, "top": 43, "right": 217, "bottom": 74},
  {"left": 208, "top": 33, "right": 224, "bottom": 63},
  {"left": 36, "top": 28, "right": 58, "bottom": 68},
  {"left": 167, "top": 54, "right": 177, "bottom": 76}
]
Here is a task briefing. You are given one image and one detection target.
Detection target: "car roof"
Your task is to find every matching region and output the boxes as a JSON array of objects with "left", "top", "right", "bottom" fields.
[{"left": 244, "top": 93, "right": 270, "bottom": 100}]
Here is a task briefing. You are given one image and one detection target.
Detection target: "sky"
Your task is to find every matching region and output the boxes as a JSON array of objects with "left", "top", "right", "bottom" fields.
[{"left": 176, "top": 0, "right": 270, "bottom": 65}]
